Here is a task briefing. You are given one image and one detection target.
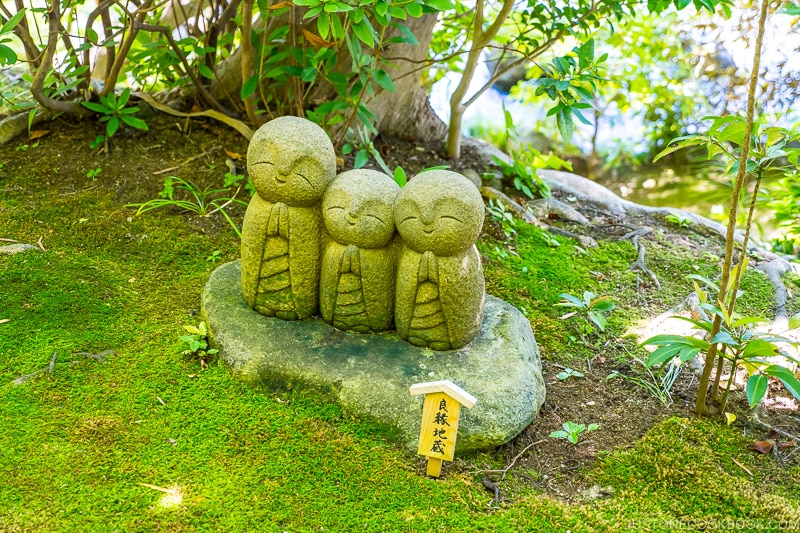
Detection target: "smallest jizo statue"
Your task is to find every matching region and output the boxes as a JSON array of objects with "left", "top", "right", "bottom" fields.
[
  {"left": 320, "top": 169, "right": 400, "bottom": 333},
  {"left": 394, "top": 170, "right": 486, "bottom": 350}
]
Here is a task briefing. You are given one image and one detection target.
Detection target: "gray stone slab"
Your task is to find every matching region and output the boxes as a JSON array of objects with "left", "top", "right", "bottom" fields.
[{"left": 202, "top": 260, "right": 546, "bottom": 453}]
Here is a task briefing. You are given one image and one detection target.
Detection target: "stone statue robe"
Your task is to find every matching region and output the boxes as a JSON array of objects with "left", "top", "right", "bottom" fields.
[
  {"left": 241, "top": 192, "right": 322, "bottom": 319},
  {"left": 395, "top": 245, "right": 485, "bottom": 350}
]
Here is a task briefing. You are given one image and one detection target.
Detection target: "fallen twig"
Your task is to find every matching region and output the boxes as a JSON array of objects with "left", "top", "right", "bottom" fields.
[
  {"left": 0, "top": 238, "right": 18, "bottom": 242},
  {"left": 731, "top": 457, "right": 753, "bottom": 477},
  {"left": 153, "top": 146, "right": 221, "bottom": 175},
  {"left": 36, "top": 236, "right": 46, "bottom": 252},
  {"left": 48, "top": 351, "right": 58, "bottom": 374},
  {"left": 469, "top": 439, "right": 545, "bottom": 478}
]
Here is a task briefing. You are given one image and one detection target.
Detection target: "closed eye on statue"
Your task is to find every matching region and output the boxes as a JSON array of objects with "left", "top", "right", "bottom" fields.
[
  {"left": 294, "top": 173, "right": 314, "bottom": 187},
  {"left": 326, "top": 206, "right": 345, "bottom": 212},
  {"left": 399, "top": 215, "right": 418, "bottom": 225},
  {"left": 365, "top": 213, "right": 386, "bottom": 224},
  {"left": 252, "top": 161, "right": 274, "bottom": 167},
  {"left": 439, "top": 215, "right": 462, "bottom": 222}
]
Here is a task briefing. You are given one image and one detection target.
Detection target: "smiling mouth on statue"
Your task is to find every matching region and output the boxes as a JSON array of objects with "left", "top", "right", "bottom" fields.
[{"left": 275, "top": 175, "right": 288, "bottom": 183}]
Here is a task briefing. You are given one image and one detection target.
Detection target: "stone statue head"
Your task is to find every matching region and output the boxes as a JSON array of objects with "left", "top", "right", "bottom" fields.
[
  {"left": 394, "top": 170, "right": 484, "bottom": 256},
  {"left": 322, "top": 169, "right": 399, "bottom": 249},
  {"left": 247, "top": 117, "right": 337, "bottom": 206}
]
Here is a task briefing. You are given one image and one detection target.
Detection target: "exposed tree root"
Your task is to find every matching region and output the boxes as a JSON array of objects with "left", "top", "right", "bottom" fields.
[
  {"left": 620, "top": 228, "right": 661, "bottom": 290},
  {"left": 745, "top": 411, "right": 800, "bottom": 443},
  {"left": 755, "top": 258, "right": 793, "bottom": 327},
  {"left": 541, "top": 223, "right": 598, "bottom": 248}
]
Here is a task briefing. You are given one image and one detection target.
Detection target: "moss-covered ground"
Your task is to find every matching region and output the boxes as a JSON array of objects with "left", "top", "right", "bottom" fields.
[{"left": 2, "top": 127, "right": 799, "bottom": 531}]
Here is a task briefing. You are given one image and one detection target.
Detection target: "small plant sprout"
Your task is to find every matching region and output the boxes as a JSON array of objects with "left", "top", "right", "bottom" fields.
[
  {"left": 607, "top": 357, "right": 681, "bottom": 407},
  {"left": 486, "top": 199, "right": 517, "bottom": 239},
  {"left": 86, "top": 167, "right": 102, "bottom": 180},
  {"left": 665, "top": 210, "right": 691, "bottom": 229},
  {"left": 207, "top": 250, "right": 222, "bottom": 263},
  {"left": 556, "top": 368, "right": 585, "bottom": 381},
  {"left": 179, "top": 321, "right": 218, "bottom": 368},
  {"left": 555, "top": 290, "right": 615, "bottom": 332},
  {"left": 550, "top": 421, "right": 599, "bottom": 445},
  {"left": 127, "top": 174, "right": 249, "bottom": 238},
  {"left": 82, "top": 88, "right": 148, "bottom": 148}
]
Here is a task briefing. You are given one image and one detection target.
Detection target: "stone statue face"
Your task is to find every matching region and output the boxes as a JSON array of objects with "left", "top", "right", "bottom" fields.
[
  {"left": 394, "top": 170, "right": 484, "bottom": 256},
  {"left": 247, "top": 117, "right": 336, "bottom": 206},
  {"left": 322, "top": 169, "right": 399, "bottom": 249}
]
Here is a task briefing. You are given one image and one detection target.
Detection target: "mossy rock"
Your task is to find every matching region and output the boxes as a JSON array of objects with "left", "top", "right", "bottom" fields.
[{"left": 202, "top": 260, "right": 546, "bottom": 453}]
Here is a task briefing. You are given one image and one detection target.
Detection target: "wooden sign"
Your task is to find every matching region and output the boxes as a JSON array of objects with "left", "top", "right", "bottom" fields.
[{"left": 410, "top": 380, "right": 477, "bottom": 477}]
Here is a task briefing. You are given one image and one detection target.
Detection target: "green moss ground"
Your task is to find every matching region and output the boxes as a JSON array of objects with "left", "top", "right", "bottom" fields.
[{"left": 2, "top": 179, "right": 799, "bottom": 532}]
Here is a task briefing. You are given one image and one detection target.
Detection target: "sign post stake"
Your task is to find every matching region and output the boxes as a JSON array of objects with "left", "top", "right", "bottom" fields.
[{"left": 410, "top": 380, "right": 477, "bottom": 478}]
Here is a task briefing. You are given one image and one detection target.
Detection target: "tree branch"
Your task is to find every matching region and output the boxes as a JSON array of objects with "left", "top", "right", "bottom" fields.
[{"left": 30, "top": 0, "right": 89, "bottom": 115}]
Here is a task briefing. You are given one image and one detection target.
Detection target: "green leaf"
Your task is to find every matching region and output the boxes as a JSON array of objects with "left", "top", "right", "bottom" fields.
[
  {"left": 641, "top": 334, "right": 700, "bottom": 347},
  {"left": 731, "top": 316, "right": 768, "bottom": 328},
  {"left": 352, "top": 19, "right": 374, "bottom": 47},
  {"left": 741, "top": 339, "right": 780, "bottom": 359},
  {"left": 301, "top": 67, "right": 317, "bottom": 82},
  {"left": 646, "top": 345, "right": 682, "bottom": 368},
  {"left": 388, "top": 6, "right": 407, "bottom": 19},
  {"left": 372, "top": 69, "right": 396, "bottom": 92},
  {"left": 354, "top": 149, "right": 369, "bottom": 168},
  {"left": 746, "top": 374, "right": 769, "bottom": 407},
  {"left": 317, "top": 12, "right": 330, "bottom": 39},
  {"left": 550, "top": 430, "right": 568, "bottom": 439},
  {"left": 710, "top": 330, "right": 737, "bottom": 347},
  {"left": 82, "top": 101, "right": 111, "bottom": 114},
  {"left": 121, "top": 116, "right": 149, "bottom": 131},
  {"left": 199, "top": 64, "right": 215, "bottom": 80},
  {"left": 393, "top": 166, "right": 407, "bottom": 187},
  {"left": 118, "top": 88, "right": 131, "bottom": 108},
  {"left": 779, "top": 3, "right": 800, "bottom": 15},
  {"left": 422, "top": 0, "right": 454, "bottom": 11},
  {"left": 405, "top": 2, "right": 422, "bottom": 17},
  {"left": 0, "top": 8, "right": 26, "bottom": 35},
  {"left": 590, "top": 297, "right": 614, "bottom": 312},
  {"left": 763, "top": 365, "right": 800, "bottom": 400},
  {"left": 0, "top": 44, "right": 16, "bottom": 66},
  {"left": 677, "top": 346, "right": 702, "bottom": 363},
  {"left": 241, "top": 75, "right": 259, "bottom": 99},
  {"left": 578, "top": 38, "right": 594, "bottom": 70},
  {"left": 107, "top": 117, "right": 120, "bottom": 138},
  {"left": 555, "top": 293, "right": 585, "bottom": 308},
  {"left": 588, "top": 311, "right": 607, "bottom": 331},
  {"left": 556, "top": 108, "right": 574, "bottom": 143}
]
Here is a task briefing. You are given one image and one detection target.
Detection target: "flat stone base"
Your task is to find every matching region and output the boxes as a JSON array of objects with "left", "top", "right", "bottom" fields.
[{"left": 202, "top": 261, "right": 546, "bottom": 453}]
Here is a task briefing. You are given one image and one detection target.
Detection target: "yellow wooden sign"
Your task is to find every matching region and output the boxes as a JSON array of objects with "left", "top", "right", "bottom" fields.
[{"left": 411, "top": 380, "right": 477, "bottom": 477}]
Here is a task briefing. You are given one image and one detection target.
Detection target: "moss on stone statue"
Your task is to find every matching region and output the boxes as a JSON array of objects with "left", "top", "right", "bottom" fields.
[
  {"left": 241, "top": 117, "right": 337, "bottom": 320},
  {"left": 394, "top": 170, "right": 486, "bottom": 350},
  {"left": 320, "top": 169, "right": 400, "bottom": 333}
]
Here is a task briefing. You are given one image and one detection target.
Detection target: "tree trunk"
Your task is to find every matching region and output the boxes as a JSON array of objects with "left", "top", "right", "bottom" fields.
[{"left": 366, "top": 14, "right": 446, "bottom": 141}]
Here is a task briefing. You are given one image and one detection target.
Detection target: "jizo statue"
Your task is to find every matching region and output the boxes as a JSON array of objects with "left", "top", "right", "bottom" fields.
[
  {"left": 241, "top": 117, "right": 336, "bottom": 319},
  {"left": 241, "top": 117, "right": 485, "bottom": 350}
]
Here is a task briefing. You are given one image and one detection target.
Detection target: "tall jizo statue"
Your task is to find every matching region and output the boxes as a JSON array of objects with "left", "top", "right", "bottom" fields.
[
  {"left": 241, "top": 117, "right": 336, "bottom": 319},
  {"left": 320, "top": 169, "right": 400, "bottom": 333},
  {"left": 394, "top": 170, "right": 486, "bottom": 350}
]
